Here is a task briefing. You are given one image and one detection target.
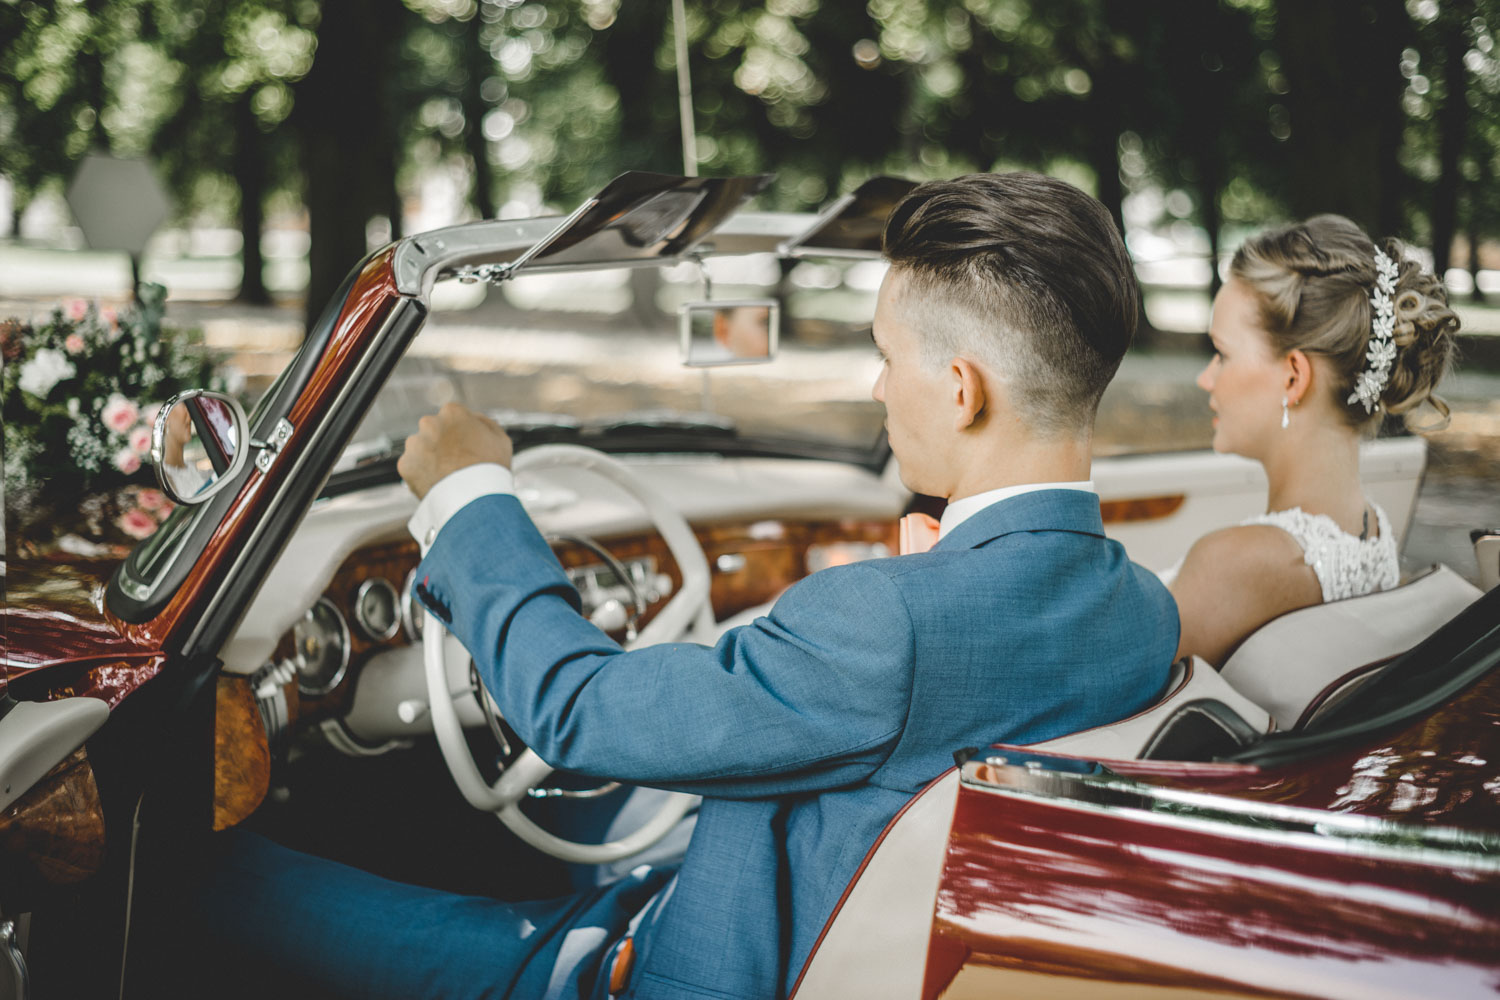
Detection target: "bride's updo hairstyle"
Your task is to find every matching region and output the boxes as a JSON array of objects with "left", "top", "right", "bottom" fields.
[{"left": 1229, "top": 214, "right": 1459, "bottom": 430}]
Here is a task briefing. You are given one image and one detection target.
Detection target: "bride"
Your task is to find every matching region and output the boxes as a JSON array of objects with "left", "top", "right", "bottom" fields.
[{"left": 1168, "top": 214, "right": 1459, "bottom": 667}]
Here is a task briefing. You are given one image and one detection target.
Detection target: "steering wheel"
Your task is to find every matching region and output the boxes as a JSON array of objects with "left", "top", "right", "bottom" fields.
[{"left": 423, "top": 444, "right": 713, "bottom": 863}]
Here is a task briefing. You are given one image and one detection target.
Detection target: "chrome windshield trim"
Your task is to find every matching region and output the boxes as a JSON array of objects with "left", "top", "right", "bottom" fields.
[
  {"left": 183, "top": 300, "right": 418, "bottom": 654},
  {"left": 391, "top": 211, "right": 811, "bottom": 299},
  {"left": 962, "top": 752, "right": 1500, "bottom": 870}
]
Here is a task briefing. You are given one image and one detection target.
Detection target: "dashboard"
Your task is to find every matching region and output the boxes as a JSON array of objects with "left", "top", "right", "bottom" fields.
[{"left": 222, "top": 454, "right": 908, "bottom": 756}]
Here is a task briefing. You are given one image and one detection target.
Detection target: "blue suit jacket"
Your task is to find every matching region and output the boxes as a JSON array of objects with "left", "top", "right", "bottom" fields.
[{"left": 416, "top": 488, "right": 1178, "bottom": 999}]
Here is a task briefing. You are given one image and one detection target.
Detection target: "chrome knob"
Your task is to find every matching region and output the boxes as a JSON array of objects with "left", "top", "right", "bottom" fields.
[{"left": 590, "top": 599, "right": 629, "bottom": 632}]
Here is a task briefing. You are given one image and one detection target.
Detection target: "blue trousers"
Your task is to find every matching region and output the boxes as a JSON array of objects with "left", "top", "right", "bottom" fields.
[{"left": 172, "top": 830, "right": 675, "bottom": 1000}]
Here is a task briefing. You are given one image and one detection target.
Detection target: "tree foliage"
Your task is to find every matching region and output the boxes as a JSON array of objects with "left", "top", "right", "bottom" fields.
[{"left": 4, "top": 0, "right": 1499, "bottom": 326}]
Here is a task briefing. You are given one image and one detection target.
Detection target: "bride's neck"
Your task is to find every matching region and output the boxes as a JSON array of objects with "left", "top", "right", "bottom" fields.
[{"left": 1261, "top": 424, "right": 1366, "bottom": 528}]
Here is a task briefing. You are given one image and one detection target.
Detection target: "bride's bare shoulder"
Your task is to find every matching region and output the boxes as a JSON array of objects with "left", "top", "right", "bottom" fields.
[
  {"left": 1185, "top": 522, "right": 1305, "bottom": 568},
  {"left": 1170, "top": 523, "right": 1323, "bottom": 665}
]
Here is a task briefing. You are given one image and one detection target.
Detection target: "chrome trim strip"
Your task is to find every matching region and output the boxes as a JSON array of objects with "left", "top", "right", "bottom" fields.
[
  {"left": 1, "top": 918, "right": 29, "bottom": 1000},
  {"left": 319, "top": 717, "right": 412, "bottom": 758},
  {"left": 182, "top": 301, "right": 416, "bottom": 654},
  {"left": 963, "top": 753, "right": 1500, "bottom": 870}
]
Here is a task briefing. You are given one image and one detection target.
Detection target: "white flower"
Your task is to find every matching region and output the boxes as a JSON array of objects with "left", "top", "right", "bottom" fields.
[{"left": 18, "top": 348, "right": 76, "bottom": 398}]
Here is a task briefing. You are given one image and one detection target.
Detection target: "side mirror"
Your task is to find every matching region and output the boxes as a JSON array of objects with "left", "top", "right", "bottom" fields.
[
  {"left": 151, "top": 389, "right": 249, "bottom": 504},
  {"left": 679, "top": 299, "right": 779, "bottom": 368}
]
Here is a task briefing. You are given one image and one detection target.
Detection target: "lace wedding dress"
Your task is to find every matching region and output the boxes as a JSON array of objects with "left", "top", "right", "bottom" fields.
[{"left": 1159, "top": 502, "right": 1400, "bottom": 603}]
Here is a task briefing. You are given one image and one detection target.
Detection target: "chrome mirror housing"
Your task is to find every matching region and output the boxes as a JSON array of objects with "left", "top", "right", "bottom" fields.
[
  {"left": 150, "top": 389, "right": 250, "bottom": 505},
  {"left": 679, "top": 299, "right": 779, "bottom": 367}
]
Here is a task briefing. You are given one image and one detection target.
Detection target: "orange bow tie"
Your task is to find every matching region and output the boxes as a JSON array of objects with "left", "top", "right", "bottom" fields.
[{"left": 899, "top": 512, "right": 941, "bottom": 555}]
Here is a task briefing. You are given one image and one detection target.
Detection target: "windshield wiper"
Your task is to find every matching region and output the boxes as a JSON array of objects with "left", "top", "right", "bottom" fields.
[{"left": 588, "top": 411, "right": 737, "bottom": 436}]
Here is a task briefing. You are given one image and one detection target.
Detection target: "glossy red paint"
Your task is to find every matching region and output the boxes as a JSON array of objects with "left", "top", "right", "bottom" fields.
[
  {"left": 1, "top": 610, "right": 164, "bottom": 709},
  {"left": 2, "top": 557, "right": 162, "bottom": 705},
  {"left": 110, "top": 247, "right": 402, "bottom": 655},
  {"left": 925, "top": 772, "right": 1500, "bottom": 998},
  {"left": 925, "top": 673, "right": 1500, "bottom": 998},
  {"left": 1114, "top": 666, "right": 1500, "bottom": 828}
]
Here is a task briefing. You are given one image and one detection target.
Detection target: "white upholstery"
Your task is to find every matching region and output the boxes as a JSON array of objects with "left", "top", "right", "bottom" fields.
[
  {"left": 790, "top": 657, "right": 1267, "bottom": 997},
  {"left": 1220, "top": 565, "right": 1481, "bottom": 731},
  {"left": 789, "top": 770, "right": 959, "bottom": 1000},
  {"left": 1476, "top": 533, "right": 1499, "bottom": 592},
  {"left": 1034, "top": 656, "right": 1271, "bottom": 757}
]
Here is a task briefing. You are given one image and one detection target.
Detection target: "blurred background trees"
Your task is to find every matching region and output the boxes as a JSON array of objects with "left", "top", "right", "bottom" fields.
[{"left": 2, "top": 0, "right": 1498, "bottom": 331}]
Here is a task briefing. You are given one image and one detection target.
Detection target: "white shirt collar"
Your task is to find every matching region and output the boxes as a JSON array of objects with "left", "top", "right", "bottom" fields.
[{"left": 938, "top": 481, "right": 1096, "bottom": 539}]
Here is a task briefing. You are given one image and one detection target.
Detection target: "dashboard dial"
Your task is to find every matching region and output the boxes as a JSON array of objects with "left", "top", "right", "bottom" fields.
[
  {"left": 355, "top": 577, "right": 401, "bottom": 642},
  {"left": 293, "top": 597, "right": 351, "bottom": 695}
]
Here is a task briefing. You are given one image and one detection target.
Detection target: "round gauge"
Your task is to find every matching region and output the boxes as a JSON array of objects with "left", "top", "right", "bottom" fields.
[
  {"left": 293, "top": 597, "right": 351, "bottom": 695},
  {"left": 354, "top": 577, "right": 401, "bottom": 642},
  {"left": 401, "top": 568, "right": 425, "bottom": 643}
]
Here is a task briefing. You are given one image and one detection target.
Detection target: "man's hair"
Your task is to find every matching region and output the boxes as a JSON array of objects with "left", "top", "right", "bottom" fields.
[{"left": 881, "top": 172, "right": 1140, "bottom": 436}]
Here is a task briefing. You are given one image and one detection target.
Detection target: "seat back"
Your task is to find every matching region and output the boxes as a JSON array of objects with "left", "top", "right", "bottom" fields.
[
  {"left": 1220, "top": 565, "right": 1481, "bottom": 731},
  {"left": 788, "top": 659, "right": 1267, "bottom": 998},
  {"left": 787, "top": 769, "right": 959, "bottom": 1000}
]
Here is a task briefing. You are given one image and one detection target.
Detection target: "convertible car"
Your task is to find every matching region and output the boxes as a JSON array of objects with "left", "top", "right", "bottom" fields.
[{"left": 2, "top": 173, "right": 1497, "bottom": 1000}]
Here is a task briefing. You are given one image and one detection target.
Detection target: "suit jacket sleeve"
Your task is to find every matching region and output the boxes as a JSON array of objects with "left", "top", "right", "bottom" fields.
[{"left": 414, "top": 493, "right": 916, "bottom": 797}]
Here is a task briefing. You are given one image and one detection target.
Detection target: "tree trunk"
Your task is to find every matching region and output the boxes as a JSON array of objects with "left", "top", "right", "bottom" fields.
[
  {"left": 1274, "top": 0, "right": 1409, "bottom": 236},
  {"left": 599, "top": 5, "right": 679, "bottom": 178},
  {"left": 234, "top": 93, "right": 270, "bottom": 306},
  {"left": 1431, "top": 8, "right": 1470, "bottom": 277},
  {"left": 294, "top": 0, "right": 405, "bottom": 333},
  {"left": 1198, "top": 156, "right": 1224, "bottom": 300}
]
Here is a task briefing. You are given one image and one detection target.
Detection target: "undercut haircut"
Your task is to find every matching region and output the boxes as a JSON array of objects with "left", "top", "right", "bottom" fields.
[{"left": 881, "top": 172, "right": 1140, "bottom": 436}]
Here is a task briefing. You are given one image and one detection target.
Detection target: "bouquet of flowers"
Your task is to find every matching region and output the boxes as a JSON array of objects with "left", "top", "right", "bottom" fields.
[{"left": 2, "top": 283, "right": 231, "bottom": 551}]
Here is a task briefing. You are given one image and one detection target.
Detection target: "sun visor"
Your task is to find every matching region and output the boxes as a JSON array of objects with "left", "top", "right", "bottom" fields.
[
  {"left": 778, "top": 176, "right": 917, "bottom": 259},
  {"left": 500, "top": 171, "right": 774, "bottom": 277}
]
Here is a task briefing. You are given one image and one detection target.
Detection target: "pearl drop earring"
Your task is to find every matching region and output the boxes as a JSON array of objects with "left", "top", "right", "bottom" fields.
[{"left": 1281, "top": 396, "right": 1290, "bottom": 430}]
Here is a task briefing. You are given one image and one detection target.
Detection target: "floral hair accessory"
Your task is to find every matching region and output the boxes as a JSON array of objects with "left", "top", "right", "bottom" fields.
[{"left": 1347, "top": 247, "right": 1399, "bottom": 414}]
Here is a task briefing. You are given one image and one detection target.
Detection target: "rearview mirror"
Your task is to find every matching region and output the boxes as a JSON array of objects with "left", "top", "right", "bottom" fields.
[
  {"left": 151, "top": 389, "right": 248, "bottom": 504},
  {"left": 679, "top": 299, "right": 779, "bottom": 367}
]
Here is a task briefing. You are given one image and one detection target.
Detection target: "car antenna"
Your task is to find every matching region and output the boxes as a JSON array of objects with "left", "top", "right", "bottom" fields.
[{"left": 671, "top": 0, "right": 699, "bottom": 178}]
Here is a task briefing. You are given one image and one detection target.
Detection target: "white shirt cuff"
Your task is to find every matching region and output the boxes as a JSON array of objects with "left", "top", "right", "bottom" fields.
[{"left": 408, "top": 463, "right": 516, "bottom": 553}]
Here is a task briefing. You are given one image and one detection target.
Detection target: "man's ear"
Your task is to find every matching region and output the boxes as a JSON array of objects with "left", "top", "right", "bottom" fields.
[
  {"left": 951, "top": 357, "right": 987, "bottom": 430},
  {"left": 1285, "top": 348, "right": 1314, "bottom": 405}
]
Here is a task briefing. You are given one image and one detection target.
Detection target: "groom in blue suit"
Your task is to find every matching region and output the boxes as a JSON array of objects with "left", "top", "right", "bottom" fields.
[{"left": 184, "top": 172, "right": 1176, "bottom": 999}]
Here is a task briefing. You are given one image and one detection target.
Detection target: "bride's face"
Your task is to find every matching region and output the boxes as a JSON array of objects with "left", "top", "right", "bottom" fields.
[{"left": 1197, "top": 279, "right": 1288, "bottom": 458}]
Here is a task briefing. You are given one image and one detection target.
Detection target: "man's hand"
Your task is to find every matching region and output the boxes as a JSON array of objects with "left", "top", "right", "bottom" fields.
[{"left": 398, "top": 402, "right": 514, "bottom": 500}]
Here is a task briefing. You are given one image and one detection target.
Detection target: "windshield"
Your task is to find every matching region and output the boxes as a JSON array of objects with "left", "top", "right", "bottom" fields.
[
  {"left": 341, "top": 251, "right": 1216, "bottom": 476},
  {"left": 341, "top": 254, "right": 894, "bottom": 471}
]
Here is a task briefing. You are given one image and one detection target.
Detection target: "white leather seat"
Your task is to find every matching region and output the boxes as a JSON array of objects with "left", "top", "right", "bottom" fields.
[
  {"left": 788, "top": 657, "right": 1266, "bottom": 998},
  {"left": 1220, "top": 565, "right": 1482, "bottom": 731}
]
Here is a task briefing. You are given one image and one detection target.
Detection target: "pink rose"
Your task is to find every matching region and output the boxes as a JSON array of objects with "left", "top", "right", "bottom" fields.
[
  {"left": 67, "top": 300, "right": 88, "bottom": 321},
  {"left": 129, "top": 425, "right": 153, "bottom": 454},
  {"left": 113, "top": 447, "right": 141, "bottom": 475},
  {"left": 117, "top": 509, "right": 157, "bottom": 539},
  {"left": 102, "top": 393, "right": 139, "bottom": 433},
  {"left": 64, "top": 333, "right": 85, "bottom": 354},
  {"left": 101, "top": 307, "right": 117, "bottom": 328},
  {"left": 136, "top": 487, "right": 167, "bottom": 512}
]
